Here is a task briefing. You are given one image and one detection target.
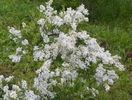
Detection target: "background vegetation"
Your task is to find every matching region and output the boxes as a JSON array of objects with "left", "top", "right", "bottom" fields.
[{"left": 0, "top": 0, "right": 132, "bottom": 99}]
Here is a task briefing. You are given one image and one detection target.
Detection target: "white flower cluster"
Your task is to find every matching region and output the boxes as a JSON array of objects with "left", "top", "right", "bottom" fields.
[
  {"left": 8, "top": 24, "right": 29, "bottom": 62},
  {"left": 6, "top": 0, "right": 125, "bottom": 99},
  {"left": 95, "top": 64, "right": 119, "bottom": 91},
  {"left": 86, "top": 87, "right": 99, "bottom": 97},
  {"left": 0, "top": 75, "right": 40, "bottom": 100},
  {"left": 34, "top": 59, "right": 57, "bottom": 99},
  {"left": 8, "top": 27, "right": 22, "bottom": 39},
  {"left": 39, "top": 1, "right": 88, "bottom": 30}
]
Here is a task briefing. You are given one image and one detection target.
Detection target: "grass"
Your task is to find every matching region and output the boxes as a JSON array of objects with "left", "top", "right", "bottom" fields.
[{"left": 0, "top": 0, "right": 132, "bottom": 99}]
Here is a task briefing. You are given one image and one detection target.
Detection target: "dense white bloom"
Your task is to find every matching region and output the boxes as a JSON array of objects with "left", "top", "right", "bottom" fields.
[
  {"left": 33, "top": 49, "right": 46, "bottom": 61},
  {"left": 64, "top": 14, "right": 72, "bottom": 23},
  {"left": 61, "top": 70, "right": 78, "bottom": 83},
  {"left": 34, "top": 59, "right": 56, "bottom": 98},
  {"left": 57, "top": 33, "right": 76, "bottom": 50},
  {"left": 95, "top": 64, "right": 119, "bottom": 88},
  {"left": 52, "top": 16, "right": 63, "bottom": 26}
]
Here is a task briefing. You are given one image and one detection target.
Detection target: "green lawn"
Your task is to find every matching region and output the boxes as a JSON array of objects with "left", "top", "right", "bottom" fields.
[{"left": 0, "top": 0, "right": 132, "bottom": 100}]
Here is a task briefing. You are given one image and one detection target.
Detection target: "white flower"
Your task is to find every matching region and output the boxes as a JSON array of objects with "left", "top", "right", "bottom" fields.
[
  {"left": 77, "top": 4, "right": 85, "bottom": 12},
  {"left": 40, "top": 5, "right": 45, "bottom": 12},
  {"left": 61, "top": 70, "right": 78, "bottom": 82},
  {"left": 21, "top": 80, "right": 27, "bottom": 89},
  {"left": 13, "top": 38, "right": 18, "bottom": 43},
  {"left": 52, "top": 16, "right": 63, "bottom": 26},
  {"left": 57, "top": 33, "right": 76, "bottom": 50},
  {"left": 5, "top": 76, "right": 14, "bottom": 82},
  {"left": 9, "top": 91, "right": 18, "bottom": 99},
  {"left": 22, "top": 22, "right": 26, "bottom": 28},
  {"left": 33, "top": 46, "right": 39, "bottom": 51},
  {"left": 37, "top": 18, "right": 45, "bottom": 26},
  {"left": 9, "top": 54, "right": 21, "bottom": 62},
  {"left": 33, "top": 50, "right": 45, "bottom": 61},
  {"left": 108, "top": 79, "right": 114, "bottom": 85},
  {"left": 22, "top": 39, "right": 29, "bottom": 45},
  {"left": 0, "top": 75, "right": 4, "bottom": 82},
  {"left": 104, "top": 84, "right": 110, "bottom": 92},
  {"left": 12, "top": 85, "right": 21, "bottom": 91},
  {"left": 87, "top": 87, "right": 99, "bottom": 97},
  {"left": 77, "top": 31, "right": 89, "bottom": 39},
  {"left": 42, "top": 34, "right": 49, "bottom": 43},
  {"left": 71, "top": 23, "right": 77, "bottom": 30},
  {"left": 16, "top": 47, "right": 22, "bottom": 53},
  {"left": 8, "top": 27, "right": 22, "bottom": 38},
  {"left": 3, "top": 85, "right": 9, "bottom": 92},
  {"left": 64, "top": 14, "right": 72, "bottom": 23},
  {"left": 25, "top": 90, "right": 40, "bottom": 100},
  {"left": 91, "top": 88, "right": 99, "bottom": 96},
  {"left": 34, "top": 59, "right": 56, "bottom": 98}
]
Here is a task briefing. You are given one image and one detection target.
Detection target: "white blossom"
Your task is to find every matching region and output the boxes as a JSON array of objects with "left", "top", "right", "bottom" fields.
[
  {"left": 104, "top": 84, "right": 110, "bottom": 92},
  {"left": 22, "top": 39, "right": 29, "bottom": 45},
  {"left": 40, "top": 5, "right": 45, "bottom": 12},
  {"left": 5, "top": 76, "right": 14, "bottom": 82},
  {"left": 22, "top": 22, "right": 26, "bottom": 28},
  {"left": 12, "top": 85, "right": 21, "bottom": 91},
  {"left": 9, "top": 91, "right": 18, "bottom": 99},
  {"left": 8, "top": 27, "right": 22, "bottom": 38},
  {"left": 9, "top": 54, "right": 21, "bottom": 62},
  {"left": 25, "top": 90, "right": 40, "bottom": 100},
  {"left": 21, "top": 80, "right": 27, "bottom": 89},
  {"left": 16, "top": 47, "right": 22, "bottom": 53},
  {"left": 37, "top": 18, "right": 45, "bottom": 26},
  {"left": 52, "top": 16, "right": 63, "bottom": 26}
]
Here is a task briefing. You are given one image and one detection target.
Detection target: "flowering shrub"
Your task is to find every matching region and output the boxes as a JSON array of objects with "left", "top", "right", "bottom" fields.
[{"left": 1, "top": 0, "right": 125, "bottom": 99}]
